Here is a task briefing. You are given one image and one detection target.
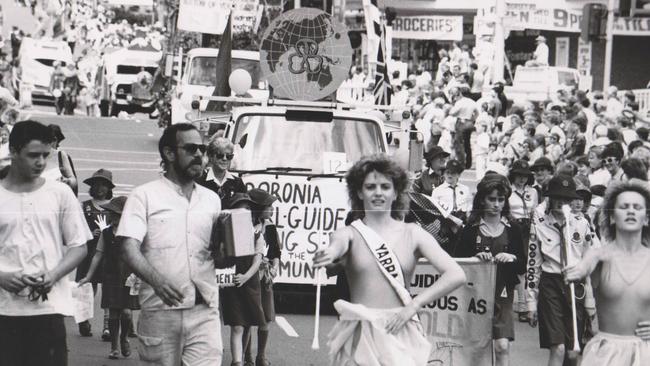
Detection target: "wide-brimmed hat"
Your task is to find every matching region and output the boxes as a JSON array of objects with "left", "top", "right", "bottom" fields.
[
  {"left": 226, "top": 193, "right": 255, "bottom": 209},
  {"left": 545, "top": 175, "right": 580, "bottom": 200},
  {"left": 535, "top": 35, "right": 546, "bottom": 42},
  {"left": 509, "top": 160, "right": 534, "bottom": 185},
  {"left": 424, "top": 146, "right": 450, "bottom": 162},
  {"left": 83, "top": 169, "right": 115, "bottom": 188},
  {"left": 100, "top": 196, "right": 127, "bottom": 214},
  {"left": 248, "top": 188, "right": 277, "bottom": 207},
  {"left": 530, "top": 157, "right": 554, "bottom": 172}
]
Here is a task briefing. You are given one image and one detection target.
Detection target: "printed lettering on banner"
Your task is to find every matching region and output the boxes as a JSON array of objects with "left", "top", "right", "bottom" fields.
[
  {"left": 392, "top": 16, "right": 463, "bottom": 41},
  {"left": 613, "top": 17, "right": 650, "bottom": 36},
  {"left": 177, "top": 0, "right": 233, "bottom": 34},
  {"left": 216, "top": 266, "right": 237, "bottom": 287},
  {"left": 410, "top": 260, "right": 496, "bottom": 366},
  {"left": 243, "top": 175, "right": 348, "bottom": 285},
  {"left": 476, "top": 4, "right": 583, "bottom": 33},
  {"left": 232, "top": 0, "right": 263, "bottom": 34}
]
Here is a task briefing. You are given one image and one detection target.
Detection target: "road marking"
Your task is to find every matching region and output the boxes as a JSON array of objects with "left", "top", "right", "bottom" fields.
[
  {"left": 65, "top": 147, "right": 159, "bottom": 156},
  {"left": 74, "top": 158, "right": 160, "bottom": 165}
]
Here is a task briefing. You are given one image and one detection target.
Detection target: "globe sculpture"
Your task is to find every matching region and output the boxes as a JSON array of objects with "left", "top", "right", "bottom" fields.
[{"left": 259, "top": 8, "right": 353, "bottom": 101}]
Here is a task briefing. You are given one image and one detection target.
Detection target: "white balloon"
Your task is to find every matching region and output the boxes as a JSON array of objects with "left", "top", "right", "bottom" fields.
[{"left": 229, "top": 69, "right": 252, "bottom": 96}]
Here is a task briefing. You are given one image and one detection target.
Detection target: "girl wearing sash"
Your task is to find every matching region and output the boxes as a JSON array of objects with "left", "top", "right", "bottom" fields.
[
  {"left": 454, "top": 173, "right": 526, "bottom": 366},
  {"left": 507, "top": 160, "right": 538, "bottom": 323},
  {"left": 564, "top": 179, "right": 650, "bottom": 365},
  {"left": 313, "top": 154, "right": 466, "bottom": 366}
]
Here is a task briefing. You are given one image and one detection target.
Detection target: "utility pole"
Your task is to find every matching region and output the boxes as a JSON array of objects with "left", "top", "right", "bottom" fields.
[
  {"left": 603, "top": 0, "right": 615, "bottom": 89},
  {"left": 492, "top": 0, "right": 506, "bottom": 84}
]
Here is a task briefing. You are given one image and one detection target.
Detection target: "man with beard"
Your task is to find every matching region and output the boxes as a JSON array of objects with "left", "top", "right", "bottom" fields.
[{"left": 118, "top": 123, "right": 223, "bottom": 365}]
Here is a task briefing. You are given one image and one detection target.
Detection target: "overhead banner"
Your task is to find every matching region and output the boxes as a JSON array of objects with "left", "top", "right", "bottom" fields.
[
  {"left": 392, "top": 15, "right": 463, "bottom": 41},
  {"left": 177, "top": 0, "right": 232, "bottom": 35},
  {"left": 232, "top": 0, "right": 263, "bottom": 34},
  {"left": 410, "top": 259, "right": 496, "bottom": 366}
]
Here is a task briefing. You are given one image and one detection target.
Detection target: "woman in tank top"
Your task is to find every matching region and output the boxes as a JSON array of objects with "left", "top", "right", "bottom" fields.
[
  {"left": 564, "top": 179, "right": 650, "bottom": 366},
  {"left": 455, "top": 173, "right": 526, "bottom": 366}
]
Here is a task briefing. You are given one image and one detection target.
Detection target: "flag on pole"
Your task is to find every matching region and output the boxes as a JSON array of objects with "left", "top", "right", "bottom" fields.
[
  {"left": 206, "top": 12, "right": 232, "bottom": 112},
  {"left": 373, "top": 23, "right": 393, "bottom": 106}
]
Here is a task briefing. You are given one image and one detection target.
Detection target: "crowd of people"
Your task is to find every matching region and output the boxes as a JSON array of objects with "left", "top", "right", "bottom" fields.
[{"left": 0, "top": 9, "right": 649, "bottom": 365}]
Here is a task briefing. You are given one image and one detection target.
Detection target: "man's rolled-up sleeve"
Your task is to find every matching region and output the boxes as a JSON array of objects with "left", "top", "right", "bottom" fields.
[{"left": 116, "top": 188, "right": 148, "bottom": 244}]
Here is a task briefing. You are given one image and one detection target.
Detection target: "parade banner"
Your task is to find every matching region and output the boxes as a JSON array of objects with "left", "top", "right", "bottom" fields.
[
  {"left": 177, "top": 0, "right": 232, "bottom": 35},
  {"left": 232, "top": 0, "right": 263, "bottom": 34},
  {"left": 410, "top": 259, "right": 496, "bottom": 366},
  {"left": 243, "top": 174, "right": 348, "bottom": 285},
  {"left": 392, "top": 16, "right": 463, "bottom": 41}
]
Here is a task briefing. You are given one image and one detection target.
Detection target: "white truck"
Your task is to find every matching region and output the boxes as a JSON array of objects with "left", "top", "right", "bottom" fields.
[
  {"left": 96, "top": 46, "right": 162, "bottom": 117},
  {"left": 196, "top": 96, "right": 412, "bottom": 309},
  {"left": 171, "top": 48, "right": 268, "bottom": 124},
  {"left": 14, "top": 37, "right": 73, "bottom": 104},
  {"left": 504, "top": 66, "right": 581, "bottom": 103}
]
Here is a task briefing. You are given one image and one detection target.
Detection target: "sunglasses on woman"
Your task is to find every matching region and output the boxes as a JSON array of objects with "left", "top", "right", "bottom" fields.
[
  {"left": 214, "top": 152, "right": 235, "bottom": 160},
  {"left": 602, "top": 157, "right": 618, "bottom": 165}
]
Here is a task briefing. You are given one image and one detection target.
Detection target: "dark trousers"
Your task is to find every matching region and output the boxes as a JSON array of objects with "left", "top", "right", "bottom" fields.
[
  {"left": 0, "top": 314, "right": 68, "bottom": 366},
  {"left": 454, "top": 120, "right": 475, "bottom": 169}
]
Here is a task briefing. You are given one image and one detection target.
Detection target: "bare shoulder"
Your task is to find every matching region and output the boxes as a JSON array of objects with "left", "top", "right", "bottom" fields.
[{"left": 406, "top": 222, "right": 441, "bottom": 249}]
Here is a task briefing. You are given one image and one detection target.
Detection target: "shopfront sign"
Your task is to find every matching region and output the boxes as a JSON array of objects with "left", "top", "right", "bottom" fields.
[
  {"left": 477, "top": 3, "right": 650, "bottom": 37},
  {"left": 392, "top": 15, "right": 463, "bottom": 41}
]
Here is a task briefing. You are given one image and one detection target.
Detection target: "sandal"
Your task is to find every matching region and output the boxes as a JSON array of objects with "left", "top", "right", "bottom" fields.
[
  {"left": 108, "top": 349, "right": 120, "bottom": 360},
  {"left": 121, "top": 339, "right": 131, "bottom": 357},
  {"left": 518, "top": 313, "right": 529, "bottom": 323}
]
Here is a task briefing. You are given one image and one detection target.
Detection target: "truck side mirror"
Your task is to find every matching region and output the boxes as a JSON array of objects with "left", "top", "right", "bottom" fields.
[{"left": 238, "top": 133, "right": 248, "bottom": 149}]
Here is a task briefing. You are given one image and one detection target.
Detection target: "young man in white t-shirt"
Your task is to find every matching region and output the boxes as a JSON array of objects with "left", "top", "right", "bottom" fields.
[{"left": 0, "top": 120, "right": 92, "bottom": 366}]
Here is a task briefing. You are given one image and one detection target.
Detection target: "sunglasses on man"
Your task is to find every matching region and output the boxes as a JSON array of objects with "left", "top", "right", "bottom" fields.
[{"left": 175, "top": 143, "right": 208, "bottom": 155}]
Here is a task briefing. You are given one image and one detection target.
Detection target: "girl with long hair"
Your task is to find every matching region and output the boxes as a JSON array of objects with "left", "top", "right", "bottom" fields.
[{"left": 454, "top": 173, "right": 526, "bottom": 366}]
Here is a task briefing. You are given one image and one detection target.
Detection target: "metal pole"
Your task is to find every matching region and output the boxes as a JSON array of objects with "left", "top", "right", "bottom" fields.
[
  {"left": 603, "top": 0, "right": 615, "bottom": 89},
  {"left": 492, "top": 0, "right": 506, "bottom": 84}
]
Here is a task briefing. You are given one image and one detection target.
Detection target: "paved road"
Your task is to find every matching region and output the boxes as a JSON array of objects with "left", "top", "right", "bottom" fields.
[{"left": 23, "top": 109, "right": 549, "bottom": 365}]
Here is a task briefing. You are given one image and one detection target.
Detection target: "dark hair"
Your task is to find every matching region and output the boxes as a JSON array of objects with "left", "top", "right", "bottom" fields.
[
  {"left": 576, "top": 155, "right": 589, "bottom": 167},
  {"left": 599, "top": 179, "right": 650, "bottom": 246},
  {"left": 158, "top": 123, "right": 198, "bottom": 169},
  {"left": 89, "top": 182, "right": 114, "bottom": 200},
  {"left": 621, "top": 158, "right": 648, "bottom": 181},
  {"left": 345, "top": 154, "right": 409, "bottom": 221},
  {"left": 467, "top": 174, "right": 512, "bottom": 225},
  {"left": 9, "top": 120, "right": 55, "bottom": 152},
  {"left": 628, "top": 140, "right": 644, "bottom": 154},
  {"left": 637, "top": 127, "right": 649, "bottom": 141}
]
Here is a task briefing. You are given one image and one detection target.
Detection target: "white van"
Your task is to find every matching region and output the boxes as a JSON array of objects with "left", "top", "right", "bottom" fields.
[
  {"left": 171, "top": 48, "right": 268, "bottom": 124},
  {"left": 14, "top": 38, "right": 73, "bottom": 103}
]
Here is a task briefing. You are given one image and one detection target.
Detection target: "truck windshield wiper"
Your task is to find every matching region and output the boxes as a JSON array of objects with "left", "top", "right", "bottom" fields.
[
  {"left": 234, "top": 167, "right": 313, "bottom": 176},
  {"left": 306, "top": 172, "right": 345, "bottom": 181},
  {"left": 264, "top": 166, "right": 313, "bottom": 172}
]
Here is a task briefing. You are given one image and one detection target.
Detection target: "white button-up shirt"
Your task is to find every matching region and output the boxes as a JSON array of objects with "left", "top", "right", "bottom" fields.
[
  {"left": 117, "top": 177, "right": 221, "bottom": 311},
  {"left": 431, "top": 182, "right": 471, "bottom": 216},
  {"left": 509, "top": 186, "right": 538, "bottom": 220},
  {"left": 0, "top": 180, "right": 92, "bottom": 316}
]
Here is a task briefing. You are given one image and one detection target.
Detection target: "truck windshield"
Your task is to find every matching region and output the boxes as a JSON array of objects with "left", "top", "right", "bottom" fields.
[
  {"left": 231, "top": 114, "right": 384, "bottom": 174},
  {"left": 188, "top": 56, "right": 261, "bottom": 87}
]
